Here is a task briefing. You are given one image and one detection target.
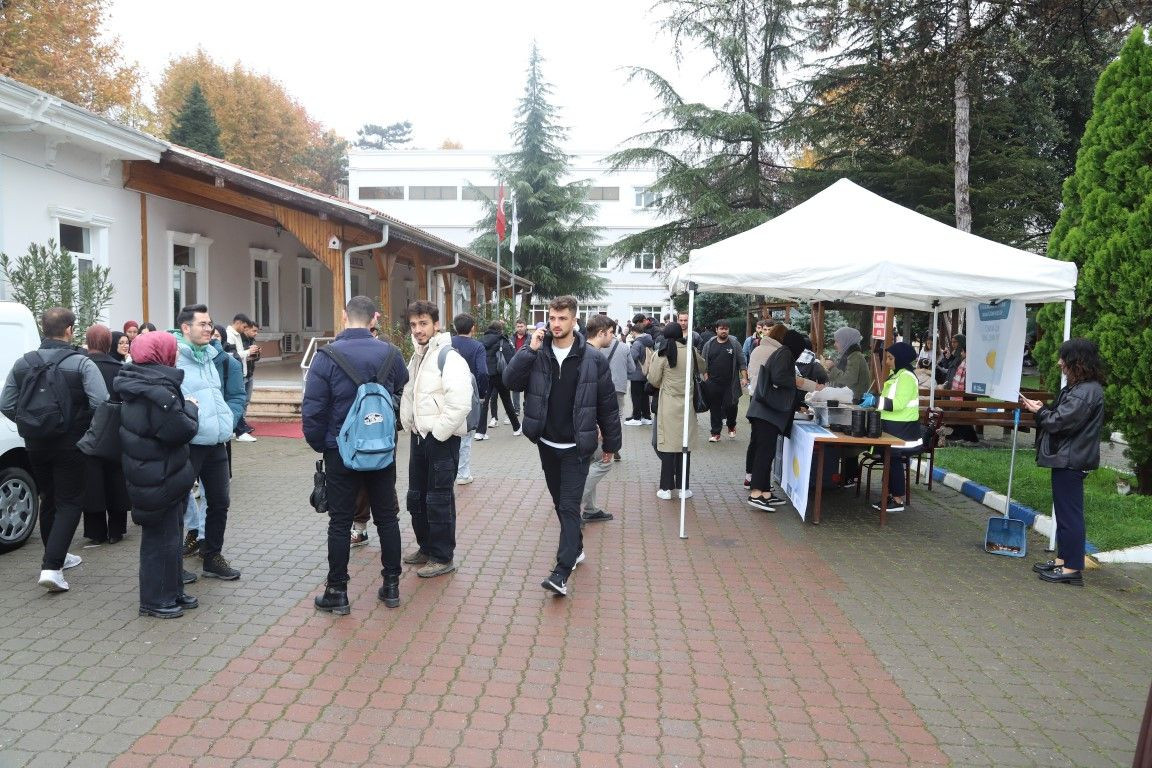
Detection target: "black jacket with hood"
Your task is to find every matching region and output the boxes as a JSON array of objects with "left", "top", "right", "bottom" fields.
[
  {"left": 114, "top": 363, "right": 199, "bottom": 512},
  {"left": 502, "top": 331, "right": 622, "bottom": 459}
]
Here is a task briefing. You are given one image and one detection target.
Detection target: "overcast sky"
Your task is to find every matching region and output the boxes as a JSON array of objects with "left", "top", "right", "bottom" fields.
[{"left": 104, "top": 0, "right": 727, "bottom": 152}]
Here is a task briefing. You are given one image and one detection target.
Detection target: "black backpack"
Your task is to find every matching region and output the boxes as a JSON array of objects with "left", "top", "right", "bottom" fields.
[{"left": 14, "top": 349, "right": 82, "bottom": 439}]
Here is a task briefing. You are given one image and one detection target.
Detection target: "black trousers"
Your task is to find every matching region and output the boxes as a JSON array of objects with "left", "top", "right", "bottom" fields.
[
  {"left": 658, "top": 451, "right": 691, "bottom": 491},
  {"left": 629, "top": 380, "right": 652, "bottom": 420},
  {"left": 139, "top": 498, "right": 184, "bottom": 611},
  {"left": 323, "top": 448, "right": 401, "bottom": 586},
  {"left": 406, "top": 432, "right": 460, "bottom": 563},
  {"left": 748, "top": 418, "right": 782, "bottom": 493},
  {"left": 188, "top": 443, "right": 230, "bottom": 558},
  {"left": 537, "top": 444, "right": 589, "bottom": 577},
  {"left": 82, "top": 454, "right": 130, "bottom": 542},
  {"left": 29, "top": 447, "right": 86, "bottom": 571},
  {"left": 1052, "top": 467, "right": 1087, "bottom": 571},
  {"left": 706, "top": 381, "right": 738, "bottom": 435},
  {"left": 476, "top": 378, "right": 521, "bottom": 434}
]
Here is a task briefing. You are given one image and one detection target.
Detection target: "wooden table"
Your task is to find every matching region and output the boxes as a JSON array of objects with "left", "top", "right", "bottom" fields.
[{"left": 808, "top": 432, "right": 906, "bottom": 526}]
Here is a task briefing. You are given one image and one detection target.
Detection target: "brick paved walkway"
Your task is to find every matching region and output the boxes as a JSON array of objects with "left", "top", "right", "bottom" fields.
[{"left": 0, "top": 416, "right": 1149, "bottom": 767}]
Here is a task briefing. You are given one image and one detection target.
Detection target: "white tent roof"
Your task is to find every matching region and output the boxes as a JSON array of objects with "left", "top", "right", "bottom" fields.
[{"left": 668, "top": 178, "right": 1077, "bottom": 311}]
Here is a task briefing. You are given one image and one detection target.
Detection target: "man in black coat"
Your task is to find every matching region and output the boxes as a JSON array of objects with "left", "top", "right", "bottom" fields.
[
  {"left": 503, "top": 296, "right": 621, "bottom": 598},
  {"left": 302, "top": 296, "right": 409, "bottom": 615}
]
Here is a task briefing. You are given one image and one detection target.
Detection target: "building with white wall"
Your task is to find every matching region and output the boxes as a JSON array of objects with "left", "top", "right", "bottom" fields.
[{"left": 347, "top": 149, "right": 674, "bottom": 325}]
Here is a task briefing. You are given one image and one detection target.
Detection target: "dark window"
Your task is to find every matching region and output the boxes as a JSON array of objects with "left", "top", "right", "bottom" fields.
[{"left": 358, "top": 186, "right": 404, "bottom": 200}]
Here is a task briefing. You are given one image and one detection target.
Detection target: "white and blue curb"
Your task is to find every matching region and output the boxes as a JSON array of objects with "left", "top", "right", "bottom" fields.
[{"left": 920, "top": 464, "right": 1152, "bottom": 564}]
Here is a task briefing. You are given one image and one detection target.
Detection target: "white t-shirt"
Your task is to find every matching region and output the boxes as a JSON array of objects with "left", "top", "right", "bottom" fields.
[{"left": 539, "top": 341, "right": 577, "bottom": 449}]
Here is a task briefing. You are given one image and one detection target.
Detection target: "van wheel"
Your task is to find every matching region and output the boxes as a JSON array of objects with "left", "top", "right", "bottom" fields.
[{"left": 0, "top": 467, "right": 38, "bottom": 553}]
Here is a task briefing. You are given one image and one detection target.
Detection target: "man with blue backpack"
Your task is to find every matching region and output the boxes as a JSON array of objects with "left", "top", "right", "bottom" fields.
[{"left": 303, "top": 296, "right": 409, "bottom": 615}]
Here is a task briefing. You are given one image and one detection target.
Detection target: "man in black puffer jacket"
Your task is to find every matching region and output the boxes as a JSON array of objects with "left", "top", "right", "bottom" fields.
[{"left": 503, "top": 296, "right": 621, "bottom": 598}]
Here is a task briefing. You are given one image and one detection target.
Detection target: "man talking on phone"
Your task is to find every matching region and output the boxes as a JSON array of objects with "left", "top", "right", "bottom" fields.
[{"left": 504, "top": 296, "right": 621, "bottom": 597}]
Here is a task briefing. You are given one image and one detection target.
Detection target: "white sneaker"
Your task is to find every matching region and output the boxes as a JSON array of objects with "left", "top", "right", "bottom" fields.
[
  {"left": 488, "top": 417, "right": 499, "bottom": 428},
  {"left": 623, "top": 419, "right": 642, "bottom": 426},
  {"left": 708, "top": 435, "right": 721, "bottom": 442},
  {"left": 573, "top": 551, "right": 586, "bottom": 568},
  {"left": 641, "top": 418, "right": 653, "bottom": 425},
  {"left": 503, "top": 417, "right": 511, "bottom": 425},
  {"left": 678, "top": 489, "right": 694, "bottom": 499},
  {"left": 473, "top": 433, "right": 489, "bottom": 441},
  {"left": 237, "top": 432, "right": 257, "bottom": 442},
  {"left": 38, "top": 570, "right": 69, "bottom": 592},
  {"left": 512, "top": 428, "right": 523, "bottom": 436},
  {"left": 656, "top": 489, "right": 672, "bottom": 500},
  {"left": 63, "top": 553, "right": 82, "bottom": 569},
  {"left": 456, "top": 475, "right": 474, "bottom": 485}
]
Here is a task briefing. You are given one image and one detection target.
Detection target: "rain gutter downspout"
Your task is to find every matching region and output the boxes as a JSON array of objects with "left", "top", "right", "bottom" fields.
[
  {"left": 343, "top": 221, "right": 389, "bottom": 305},
  {"left": 427, "top": 252, "right": 460, "bottom": 301}
]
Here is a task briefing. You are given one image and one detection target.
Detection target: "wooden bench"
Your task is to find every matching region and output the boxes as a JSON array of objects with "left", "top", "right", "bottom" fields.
[{"left": 918, "top": 387, "right": 1053, "bottom": 435}]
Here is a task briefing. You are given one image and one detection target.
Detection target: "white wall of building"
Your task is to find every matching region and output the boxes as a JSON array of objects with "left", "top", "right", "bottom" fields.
[{"left": 347, "top": 149, "right": 674, "bottom": 324}]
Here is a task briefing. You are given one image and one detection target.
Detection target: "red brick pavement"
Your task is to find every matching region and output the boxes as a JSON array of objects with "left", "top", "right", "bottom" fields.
[{"left": 112, "top": 476, "right": 948, "bottom": 767}]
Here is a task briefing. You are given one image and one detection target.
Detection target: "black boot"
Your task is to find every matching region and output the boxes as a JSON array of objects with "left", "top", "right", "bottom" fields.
[
  {"left": 177, "top": 593, "right": 199, "bottom": 609},
  {"left": 378, "top": 574, "right": 400, "bottom": 608},
  {"left": 314, "top": 585, "right": 350, "bottom": 615}
]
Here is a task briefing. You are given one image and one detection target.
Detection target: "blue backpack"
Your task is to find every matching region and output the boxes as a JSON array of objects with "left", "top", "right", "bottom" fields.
[{"left": 320, "top": 345, "right": 399, "bottom": 470}]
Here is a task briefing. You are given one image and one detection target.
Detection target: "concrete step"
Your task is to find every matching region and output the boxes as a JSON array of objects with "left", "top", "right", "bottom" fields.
[{"left": 247, "top": 387, "right": 302, "bottom": 423}]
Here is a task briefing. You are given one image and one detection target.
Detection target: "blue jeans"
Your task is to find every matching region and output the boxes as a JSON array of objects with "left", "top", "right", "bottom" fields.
[{"left": 184, "top": 488, "right": 205, "bottom": 540}]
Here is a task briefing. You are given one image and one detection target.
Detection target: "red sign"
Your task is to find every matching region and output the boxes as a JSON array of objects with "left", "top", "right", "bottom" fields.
[{"left": 871, "top": 310, "right": 887, "bottom": 339}]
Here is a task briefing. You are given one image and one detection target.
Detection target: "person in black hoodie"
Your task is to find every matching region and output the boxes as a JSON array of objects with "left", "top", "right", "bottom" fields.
[
  {"left": 475, "top": 320, "right": 521, "bottom": 437},
  {"left": 81, "top": 324, "right": 131, "bottom": 544},
  {"left": 503, "top": 296, "right": 621, "bottom": 598},
  {"left": 115, "top": 330, "right": 200, "bottom": 618}
]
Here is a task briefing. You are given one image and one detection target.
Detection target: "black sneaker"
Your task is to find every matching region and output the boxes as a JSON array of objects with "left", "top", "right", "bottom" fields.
[
  {"left": 182, "top": 531, "right": 200, "bottom": 558},
  {"left": 871, "top": 496, "right": 905, "bottom": 513},
  {"left": 541, "top": 570, "right": 568, "bottom": 597},
  {"left": 202, "top": 554, "right": 241, "bottom": 580},
  {"left": 314, "top": 586, "right": 350, "bottom": 615},
  {"left": 747, "top": 496, "right": 776, "bottom": 512},
  {"left": 765, "top": 494, "right": 788, "bottom": 506},
  {"left": 181, "top": 569, "right": 198, "bottom": 585},
  {"left": 350, "top": 527, "right": 369, "bottom": 547},
  {"left": 581, "top": 509, "right": 614, "bottom": 523}
]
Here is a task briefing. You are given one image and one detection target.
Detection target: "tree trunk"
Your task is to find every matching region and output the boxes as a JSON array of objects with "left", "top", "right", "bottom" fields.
[
  {"left": 1138, "top": 460, "right": 1152, "bottom": 496},
  {"left": 953, "top": 0, "right": 972, "bottom": 235}
]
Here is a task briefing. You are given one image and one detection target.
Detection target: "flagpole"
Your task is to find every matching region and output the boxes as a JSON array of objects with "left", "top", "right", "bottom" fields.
[{"left": 495, "top": 238, "right": 500, "bottom": 310}]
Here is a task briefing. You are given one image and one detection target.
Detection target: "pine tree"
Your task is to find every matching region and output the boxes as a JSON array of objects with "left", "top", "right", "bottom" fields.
[
  {"left": 354, "top": 121, "right": 412, "bottom": 149},
  {"left": 605, "top": 0, "right": 802, "bottom": 269},
  {"left": 1035, "top": 27, "right": 1152, "bottom": 493},
  {"left": 168, "top": 82, "right": 223, "bottom": 158},
  {"left": 471, "top": 45, "right": 604, "bottom": 302}
]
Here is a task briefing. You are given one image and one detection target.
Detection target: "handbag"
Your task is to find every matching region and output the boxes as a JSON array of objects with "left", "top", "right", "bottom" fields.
[
  {"left": 77, "top": 400, "right": 123, "bottom": 461},
  {"left": 692, "top": 374, "right": 709, "bottom": 413},
  {"left": 753, "top": 359, "right": 794, "bottom": 412},
  {"left": 309, "top": 458, "right": 329, "bottom": 514}
]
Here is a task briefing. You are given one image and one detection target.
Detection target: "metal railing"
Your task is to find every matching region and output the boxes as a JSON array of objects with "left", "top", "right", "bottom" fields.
[{"left": 299, "top": 336, "right": 335, "bottom": 385}]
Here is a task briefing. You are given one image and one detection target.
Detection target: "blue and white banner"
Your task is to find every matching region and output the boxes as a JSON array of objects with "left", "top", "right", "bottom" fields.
[
  {"left": 781, "top": 421, "right": 833, "bottom": 521},
  {"left": 965, "top": 299, "right": 1027, "bottom": 403}
]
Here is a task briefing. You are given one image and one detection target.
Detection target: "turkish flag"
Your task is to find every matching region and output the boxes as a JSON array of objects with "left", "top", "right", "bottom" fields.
[{"left": 495, "top": 183, "right": 506, "bottom": 242}]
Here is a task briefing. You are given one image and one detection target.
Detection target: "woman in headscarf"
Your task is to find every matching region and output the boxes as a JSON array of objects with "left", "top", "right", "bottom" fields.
[
  {"left": 823, "top": 326, "right": 871, "bottom": 403},
  {"left": 745, "top": 329, "right": 808, "bottom": 510},
  {"left": 646, "top": 322, "right": 706, "bottom": 499},
  {"left": 123, "top": 320, "right": 140, "bottom": 342},
  {"left": 1021, "top": 338, "right": 1105, "bottom": 586},
  {"left": 872, "top": 341, "right": 922, "bottom": 513},
  {"left": 81, "top": 325, "right": 131, "bottom": 544},
  {"left": 110, "top": 331, "right": 131, "bottom": 363},
  {"left": 114, "top": 331, "right": 200, "bottom": 619}
]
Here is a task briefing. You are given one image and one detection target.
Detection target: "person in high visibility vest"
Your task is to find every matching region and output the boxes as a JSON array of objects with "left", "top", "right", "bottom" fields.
[{"left": 873, "top": 342, "right": 922, "bottom": 513}]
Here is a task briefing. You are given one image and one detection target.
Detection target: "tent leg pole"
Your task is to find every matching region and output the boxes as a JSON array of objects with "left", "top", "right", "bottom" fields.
[
  {"left": 679, "top": 286, "right": 696, "bottom": 540},
  {"left": 929, "top": 308, "right": 939, "bottom": 412}
]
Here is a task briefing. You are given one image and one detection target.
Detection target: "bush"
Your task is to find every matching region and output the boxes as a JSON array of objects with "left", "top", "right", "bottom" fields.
[{"left": 0, "top": 239, "right": 114, "bottom": 341}]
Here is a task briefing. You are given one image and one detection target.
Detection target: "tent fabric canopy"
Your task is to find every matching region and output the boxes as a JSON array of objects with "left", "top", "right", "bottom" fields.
[{"left": 667, "top": 178, "right": 1077, "bottom": 311}]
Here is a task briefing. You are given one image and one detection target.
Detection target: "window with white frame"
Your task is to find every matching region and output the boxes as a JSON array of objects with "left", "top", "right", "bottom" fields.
[
  {"left": 299, "top": 259, "right": 316, "bottom": 331},
  {"left": 594, "top": 246, "right": 611, "bottom": 271},
  {"left": 250, "top": 249, "right": 281, "bottom": 333},
  {"left": 169, "top": 231, "right": 212, "bottom": 328},
  {"left": 634, "top": 186, "right": 658, "bottom": 208},
  {"left": 632, "top": 252, "right": 661, "bottom": 271},
  {"left": 51, "top": 206, "right": 112, "bottom": 297},
  {"left": 59, "top": 223, "right": 93, "bottom": 276},
  {"left": 350, "top": 272, "right": 362, "bottom": 299},
  {"left": 631, "top": 305, "right": 664, "bottom": 319},
  {"left": 579, "top": 305, "right": 609, "bottom": 324}
]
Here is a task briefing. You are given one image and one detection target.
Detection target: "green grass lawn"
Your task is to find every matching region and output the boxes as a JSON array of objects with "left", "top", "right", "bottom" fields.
[{"left": 934, "top": 445, "right": 1152, "bottom": 552}]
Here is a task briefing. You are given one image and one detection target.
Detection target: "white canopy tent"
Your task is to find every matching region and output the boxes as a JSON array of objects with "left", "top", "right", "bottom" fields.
[{"left": 665, "top": 178, "right": 1078, "bottom": 539}]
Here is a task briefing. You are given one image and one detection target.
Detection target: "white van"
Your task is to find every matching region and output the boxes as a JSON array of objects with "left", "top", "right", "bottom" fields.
[{"left": 0, "top": 302, "right": 42, "bottom": 552}]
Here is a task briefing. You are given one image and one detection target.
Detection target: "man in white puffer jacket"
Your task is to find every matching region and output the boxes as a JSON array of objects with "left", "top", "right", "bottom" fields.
[{"left": 398, "top": 300, "right": 473, "bottom": 578}]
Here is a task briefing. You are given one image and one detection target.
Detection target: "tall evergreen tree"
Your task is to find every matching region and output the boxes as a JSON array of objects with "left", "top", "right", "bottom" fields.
[
  {"left": 606, "top": 0, "right": 802, "bottom": 268},
  {"left": 1035, "top": 27, "right": 1152, "bottom": 493},
  {"left": 471, "top": 45, "right": 603, "bottom": 302},
  {"left": 354, "top": 121, "right": 413, "bottom": 149},
  {"left": 168, "top": 82, "right": 223, "bottom": 158}
]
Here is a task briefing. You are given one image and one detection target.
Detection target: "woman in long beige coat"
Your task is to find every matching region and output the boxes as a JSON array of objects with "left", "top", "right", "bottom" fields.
[{"left": 646, "top": 322, "right": 707, "bottom": 500}]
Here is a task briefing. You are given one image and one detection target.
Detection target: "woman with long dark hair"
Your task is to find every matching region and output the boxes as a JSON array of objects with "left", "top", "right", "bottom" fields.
[
  {"left": 1021, "top": 338, "right": 1105, "bottom": 586},
  {"left": 646, "top": 322, "right": 705, "bottom": 499},
  {"left": 81, "top": 324, "right": 130, "bottom": 544},
  {"left": 114, "top": 331, "right": 200, "bottom": 618}
]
